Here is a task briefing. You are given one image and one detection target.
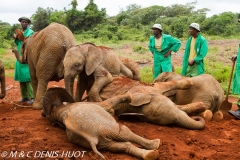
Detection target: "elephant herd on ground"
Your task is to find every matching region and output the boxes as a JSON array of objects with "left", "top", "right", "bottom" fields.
[{"left": 0, "top": 22, "right": 225, "bottom": 159}]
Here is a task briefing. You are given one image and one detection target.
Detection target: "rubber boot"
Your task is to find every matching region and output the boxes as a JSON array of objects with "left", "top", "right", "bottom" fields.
[{"left": 228, "top": 106, "right": 240, "bottom": 119}]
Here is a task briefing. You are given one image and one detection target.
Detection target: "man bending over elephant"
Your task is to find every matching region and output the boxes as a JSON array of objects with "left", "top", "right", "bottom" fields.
[{"left": 13, "top": 17, "right": 34, "bottom": 104}]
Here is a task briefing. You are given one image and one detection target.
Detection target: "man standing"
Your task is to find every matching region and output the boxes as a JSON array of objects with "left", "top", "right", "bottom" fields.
[
  {"left": 13, "top": 17, "right": 34, "bottom": 104},
  {"left": 228, "top": 20, "right": 240, "bottom": 119},
  {"left": 148, "top": 24, "right": 181, "bottom": 79},
  {"left": 181, "top": 23, "right": 208, "bottom": 77}
]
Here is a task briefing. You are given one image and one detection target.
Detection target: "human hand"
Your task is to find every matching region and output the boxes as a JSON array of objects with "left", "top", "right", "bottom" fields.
[
  {"left": 13, "top": 33, "right": 17, "bottom": 39},
  {"left": 164, "top": 50, "right": 172, "bottom": 58},
  {"left": 188, "top": 60, "right": 195, "bottom": 66}
]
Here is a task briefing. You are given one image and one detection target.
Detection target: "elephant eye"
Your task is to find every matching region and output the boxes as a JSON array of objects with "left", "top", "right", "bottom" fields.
[{"left": 74, "top": 63, "right": 80, "bottom": 67}]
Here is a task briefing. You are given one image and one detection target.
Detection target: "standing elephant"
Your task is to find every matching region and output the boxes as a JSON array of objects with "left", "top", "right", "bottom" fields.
[
  {"left": 41, "top": 88, "right": 160, "bottom": 160},
  {"left": 0, "top": 59, "right": 5, "bottom": 99},
  {"left": 63, "top": 42, "right": 134, "bottom": 102},
  {"left": 97, "top": 76, "right": 206, "bottom": 130},
  {"left": 154, "top": 72, "right": 224, "bottom": 121},
  {"left": 12, "top": 22, "right": 76, "bottom": 109}
]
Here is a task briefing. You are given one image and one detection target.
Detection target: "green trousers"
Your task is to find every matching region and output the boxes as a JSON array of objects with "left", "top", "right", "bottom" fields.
[
  {"left": 20, "top": 82, "right": 34, "bottom": 99},
  {"left": 186, "top": 64, "right": 198, "bottom": 77}
]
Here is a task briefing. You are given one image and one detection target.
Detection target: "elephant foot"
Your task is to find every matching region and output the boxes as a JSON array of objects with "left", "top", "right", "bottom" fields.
[
  {"left": 199, "top": 110, "right": 213, "bottom": 121},
  {"left": 145, "top": 139, "right": 161, "bottom": 150},
  {"left": 143, "top": 150, "right": 159, "bottom": 160},
  {"left": 212, "top": 111, "right": 223, "bottom": 121},
  {"left": 32, "top": 102, "right": 43, "bottom": 110}
]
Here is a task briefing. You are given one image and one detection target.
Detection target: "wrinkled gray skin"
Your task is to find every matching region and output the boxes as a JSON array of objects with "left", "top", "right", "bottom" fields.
[
  {"left": 98, "top": 76, "right": 206, "bottom": 130},
  {"left": 41, "top": 88, "right": 160, "bottom": 160},
  {"left": 12, "top": 22, "right": 76, "bottom": 110},
  {"left": 0, "top": 59, "right": 5, "bottom": 99},
  {"left": 154, "top": 72, "right": 224, "bottom": 120},
  {"left": 63, "top": 43, "right": 134, "bottom": 102}
]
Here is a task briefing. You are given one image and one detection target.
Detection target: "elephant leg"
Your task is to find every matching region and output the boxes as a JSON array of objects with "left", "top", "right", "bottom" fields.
[
  {"left": 32, "top": 80, "right": 48, "bottom": 110},
  {"left": 88, "top": 66, "right": 113, "bottom": 102},
  {"left": 176, "top": 102, "right": 206, "bottom": 115},
  {"left": 97, "top": 93, "right": 132, "bottom": 115},
  {"left": 104, "top": 141, "right": 159, "bottom": 160},
  {"left": 197, "top": 110, "right": 213, "bottom": 121},
  {"left": 153, "top": 78, "right": 193, "bottom": 95},
  {"left": 120, "top": 63, "right": 133, "bottom": 79},
  {"left": 212, "top": 111, "right": 223, "bottom": 121},
  {"left": 112, "top": 125, "right": 160, "bottom": 150}
]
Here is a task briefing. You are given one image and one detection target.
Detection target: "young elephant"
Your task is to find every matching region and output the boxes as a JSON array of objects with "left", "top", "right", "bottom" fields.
[
  {"left": 63, "top": 42, "right": 134, "bottom": 102},
  {"left": 98, "top": 77, "right": 206, "bottom": 130},
  {"left": 41, "top": 88, "right": 160, "bottom": 160},
  {"left": 154, "top": 72, "right": 224, "bottom": 121}
]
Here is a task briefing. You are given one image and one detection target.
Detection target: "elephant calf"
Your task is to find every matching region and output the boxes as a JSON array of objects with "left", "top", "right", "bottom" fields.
[
  {"left": 154, "top": 72, "right": 224, "bottom": 121},
  {"left": 41, "top": 88, "right": 160, "bottom": 160},
  {"left": 98, "top": 76, "right": 206, "bottom": 130}
]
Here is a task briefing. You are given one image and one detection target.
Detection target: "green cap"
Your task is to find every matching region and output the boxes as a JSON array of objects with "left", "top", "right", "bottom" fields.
[{"left": 18, "top": 17, "right": 31, "bottom": 23}]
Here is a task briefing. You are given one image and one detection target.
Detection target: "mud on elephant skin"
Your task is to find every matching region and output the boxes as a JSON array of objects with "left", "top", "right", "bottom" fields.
[
  {"left": 12, "top": 22, "right": 77, "bottom": 110},
  {"left": 154, "top": 72, "right": 224, "bottom": 121},
  {"left": 41, "top": 87, "right": 160, "bottom": 160},
  {"left": 98, "top": 76, "right": 206, "bottom": 130},
  {"left": 63, "top": 42, "right": 136, "bottom": 102},
  {"left": 0, "top": 59, "right": 6, "bottom": 99}
]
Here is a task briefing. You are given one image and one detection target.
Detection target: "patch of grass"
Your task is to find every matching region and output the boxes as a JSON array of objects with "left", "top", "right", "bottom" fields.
[
  {"left": 0, "top": 48, "right": 6, "bottom": 55},
  {"left": 132, "top": 45, "right": 148, "bottom": 54},
  {"left": 140, "top": 67, "right": 154, "bottom": 83},
  {"left": 5, "top": 72, "right": 14, "bottom": 77},
  {"left": 2, "top": 57, "right": 15, "bottom": 69}
]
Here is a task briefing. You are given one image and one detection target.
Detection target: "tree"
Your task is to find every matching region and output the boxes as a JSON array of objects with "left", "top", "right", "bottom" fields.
[
  {"left": 50, "top": 10, "right": 67, "bottom": 25},
  {"left": 83, "top": 0, "right": 106, "bottom": 30},
  {"left": 31, "top": 7, "right": 54, "bottom": 31}
]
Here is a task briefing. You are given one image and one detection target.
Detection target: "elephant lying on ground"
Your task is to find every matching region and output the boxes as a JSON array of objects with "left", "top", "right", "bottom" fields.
[
  {"left": 118, "top": 56, "right": 141, "bottom": 81},
  {"left": 12, "top": 22, "right": 76, "bottom": 109},
  {"left": 97, "top": 76, "right": 206, "bottom": 130},
  {"left": 0, "top": 59, "right": 5, "bottom": 99},
  {"left": 97, "top": 46, "right": 141, "bottom": 81},
  {"left": 63, "top": 42, "right": 135, "bottom": 102},
  {"left": 154, "top": 72, "right": 224, "bottom": 121},
  {"left": 41, "top": 88, "right": 160, "bottom": 160}
]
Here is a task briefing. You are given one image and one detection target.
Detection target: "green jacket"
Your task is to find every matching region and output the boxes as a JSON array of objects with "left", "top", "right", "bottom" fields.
[
  {"left": 181, "top": 33, "right": 208, "bottom": 76},
  {"left": 148, "top": 34, "right": 181, "bottom": 78},
  {"left": 148, "top": 34, "right": 181, "bottom": 60},
  {"left": 14, "top": 27, "right": 34, "bottom": 82},
  {"left": 232, "top": 43, "right": 240, "bottom": 94}
]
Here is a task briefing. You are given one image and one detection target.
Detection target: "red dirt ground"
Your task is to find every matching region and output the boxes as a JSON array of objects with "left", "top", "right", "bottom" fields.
[{"left": 0, "top": 77, "right": 240, "bottom": 160}]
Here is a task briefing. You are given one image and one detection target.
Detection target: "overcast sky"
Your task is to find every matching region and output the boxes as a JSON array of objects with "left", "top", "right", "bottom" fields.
[{"left": 0, "top": 0, "right": 239, "bottom": 25}]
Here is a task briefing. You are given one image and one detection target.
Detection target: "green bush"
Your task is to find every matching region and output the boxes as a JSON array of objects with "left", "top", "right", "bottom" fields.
[
  {"left": 140, "top": 67, "right": 154, "bottom": 83},
  {"left": 0, "top": 48, "right": 6, "bottom": 55}
]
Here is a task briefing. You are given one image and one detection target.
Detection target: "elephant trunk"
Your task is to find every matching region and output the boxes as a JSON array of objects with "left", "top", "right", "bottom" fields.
[
  {"left": 0, "top": 68, "right": 6, "bottom": 99},
  {"left": 12, "top": 49, "right": 25, "bottom": 64},
  {"left": 64, "top": 75, "right": 75, "bottom": 97},
  {"left": 175, "top": 111, "right": 205, "bottom": 130}
]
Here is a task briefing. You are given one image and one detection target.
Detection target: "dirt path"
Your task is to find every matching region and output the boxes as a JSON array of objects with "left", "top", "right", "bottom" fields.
[{"left": 0, "top": 77, "right": 240, "bottom": 160}]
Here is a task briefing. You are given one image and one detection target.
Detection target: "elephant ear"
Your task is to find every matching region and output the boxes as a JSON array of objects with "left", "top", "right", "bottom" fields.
[
  {"left": 130, "top": 93, "right": 152, "bottom": 106},
  {"left": 42, "top": 87, "right": 74, "bottom": 116},
  {"left": 84, "top": 44, "right": 103, "bottom": 75}
]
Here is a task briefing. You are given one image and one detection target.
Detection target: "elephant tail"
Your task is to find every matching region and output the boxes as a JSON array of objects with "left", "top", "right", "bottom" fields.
[
  {"left": 42, "top": 87, "right": 75, "bottom": 116},
  {"left": 175, "top": 111, "right": 205, "bottom": 130}
]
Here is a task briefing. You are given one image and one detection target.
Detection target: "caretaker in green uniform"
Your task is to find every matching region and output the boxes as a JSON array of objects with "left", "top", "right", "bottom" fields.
[
  {"left": 13, "top": 17, "right": 34, "bottom": 104},
  {"left": 228, "top": 43, "right": 240, "bottom": 119},
  {"left": 181, "top": 23, "right": 208, "bottom": 77},
  {"left": 148, "top": 24, "right": 181, "bottom": 79}
]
